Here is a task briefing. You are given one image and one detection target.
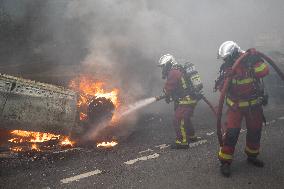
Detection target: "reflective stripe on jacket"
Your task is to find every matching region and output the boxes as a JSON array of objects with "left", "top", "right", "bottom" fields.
[
  {"left": 225, "top": 56, "right": 269, "bottom": 105},
  {"left": 226, "top": 97, "right": 260, "bottom": 108}
]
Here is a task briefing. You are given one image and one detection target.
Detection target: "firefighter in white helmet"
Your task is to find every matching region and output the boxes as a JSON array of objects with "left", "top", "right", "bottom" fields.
[
  {"left": 215, "top": 41, "right": 269, "bottom": 177},
  {"left": 158, "top": 54, "right": 202, "bottom": 149}
]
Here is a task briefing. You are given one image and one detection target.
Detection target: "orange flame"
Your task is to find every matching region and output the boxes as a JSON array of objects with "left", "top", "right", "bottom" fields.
[
  {"left": 60, "top": 137, "right": 74, "bottom": 146},
  {"left": 10, "top": 147, "right": 23, "bottom": 152},
  {"left": 9, "top": 130, "right": 60, "bottom": 143},
  {"left": 31, "top": 144, "right": 40, "bottom": 151},
  {"left": 8, "top": 130, "right": 74, "bottom": 152},
  {"left": 69, "top": 76, "right": 119, "bottom": 121},
  {"left": 79, "top": 112, "right": 88, "bottom": 121},
  {"left": 96, "top": 141, "right": 118, "bottom": 148},
  {"left": 70, "top": 77, "right": 119, "bottom": 107}
]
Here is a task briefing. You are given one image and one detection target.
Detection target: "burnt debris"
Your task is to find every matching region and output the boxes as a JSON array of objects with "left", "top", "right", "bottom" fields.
[{"left": 87, "top": 96, "right": 115, "bottom": 125}]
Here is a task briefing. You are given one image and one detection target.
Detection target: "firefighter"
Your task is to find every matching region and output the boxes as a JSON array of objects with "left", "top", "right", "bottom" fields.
[
  {"left": 158, "top": 54, "right": 202, "bottom": 149},
  {"left": 215, "top": 41, "right": 269, "bottom": 177}
]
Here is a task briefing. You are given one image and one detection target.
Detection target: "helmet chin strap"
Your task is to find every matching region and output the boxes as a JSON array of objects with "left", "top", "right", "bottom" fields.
[{"left": 161, "top": 63, "right": 172, "bottom": 79}]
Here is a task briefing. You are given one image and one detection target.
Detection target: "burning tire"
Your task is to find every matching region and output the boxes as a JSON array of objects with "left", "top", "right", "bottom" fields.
[{"left": 87, "top": 96, "right": 115, "bottom": 125}]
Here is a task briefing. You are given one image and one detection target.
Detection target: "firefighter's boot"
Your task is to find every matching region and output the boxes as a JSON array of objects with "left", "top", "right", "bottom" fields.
[
  {"left": 220, "top": 163, "right": 231, "bottom": 177},
  {"left": 247, "top": 157, "right": 264, "bottom": 167}
]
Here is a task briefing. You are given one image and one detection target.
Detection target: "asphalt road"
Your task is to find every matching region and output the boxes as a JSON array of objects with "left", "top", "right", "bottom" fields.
[{"left": 1, "top": 103, "right": 284, "bottom": 189}]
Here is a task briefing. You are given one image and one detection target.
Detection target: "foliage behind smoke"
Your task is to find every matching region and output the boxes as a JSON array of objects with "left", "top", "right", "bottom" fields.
[{"left": 1, "top": 0, "right": 284, "bottom": 103}]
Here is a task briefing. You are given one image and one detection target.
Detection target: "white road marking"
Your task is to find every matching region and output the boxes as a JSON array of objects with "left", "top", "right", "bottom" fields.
[
  {"left": 155, "top": 144, "right": 170, "bottom": 149},
  {"left": 206, "top": 132, "right": 214, "bottom": 136},
  {"left": 124, "top": 153, "right": 160, "bottom": 165},
  {"left": 266, "top": 120, "right": 276, "bottom": 125},
  {"left": 139, "top": 149, "right": 154, "bottom": 154},
  {"left": 60, "top": 170, "right": 102, "bottom": 184},
  {"left": 278, "top": 116, "right": 284, "bottom": 120},
  {"left": 188, "top": 140, "right": 207, "bottom": 148}
]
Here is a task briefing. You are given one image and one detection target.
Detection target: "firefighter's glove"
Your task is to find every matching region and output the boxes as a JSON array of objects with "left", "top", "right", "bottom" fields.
[
  {"left": 261, "top": 95, "right": 269, "bottom": 106},
  {"left": 162, "top": 88, "right": 171, "bottom": 103},
  {"left": 165, "top": 96, "right": 171, "bottom": 104}
]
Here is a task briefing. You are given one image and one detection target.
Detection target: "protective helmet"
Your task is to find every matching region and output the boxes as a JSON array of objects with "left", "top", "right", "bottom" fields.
[
  {"left": 158, "top": 54, "right": 177, "bottom": 79},
  {"left": 218, "top": 41, "right": 244, "bottom": 60},
  {"left": 158, "top": 54, "right": 177, "bottom": 67}
]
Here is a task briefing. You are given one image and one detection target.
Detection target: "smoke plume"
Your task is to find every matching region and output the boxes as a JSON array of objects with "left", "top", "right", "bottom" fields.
[{"left": 1, "top": 0, "right": 284, "bottom": 108}]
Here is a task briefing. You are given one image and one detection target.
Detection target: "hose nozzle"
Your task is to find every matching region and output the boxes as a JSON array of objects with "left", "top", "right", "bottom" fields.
[{"left": 155, "top": 94, "right": 166, "bottom": 101}]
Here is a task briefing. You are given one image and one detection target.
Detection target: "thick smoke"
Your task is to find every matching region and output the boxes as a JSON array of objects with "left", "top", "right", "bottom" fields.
[{"left": 1, "top": 0, "right": 284, "bottom": 106}]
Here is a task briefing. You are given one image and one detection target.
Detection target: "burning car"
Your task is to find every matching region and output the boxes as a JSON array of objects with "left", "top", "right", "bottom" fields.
[{"left": 0, "top": 74, "right": 120, "bottom": 152}]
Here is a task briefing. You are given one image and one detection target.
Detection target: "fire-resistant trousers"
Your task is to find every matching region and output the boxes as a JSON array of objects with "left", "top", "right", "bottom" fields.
[
  {"left": 218, "top": 106, "right": 264, "bottom": 164},
  {"left": 173, "top": 105, "right": 196, "bottom": 145}
]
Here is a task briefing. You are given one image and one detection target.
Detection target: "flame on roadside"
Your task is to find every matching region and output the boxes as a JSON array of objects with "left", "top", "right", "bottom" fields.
[
  {"left": 10, "top": 146, "right": 23, "bottom": 152},
  {"left": 31, "top": 144, "right": 40, "bottom": 151},
  {"left": 69, "top": 76, "right": 119, "bottom": 121},
  {"left": 60, "top": 137, "right": 74, "bottom": 146},
  {"left": 96, "top": 141, "right": 118, "bottom": 148},
  {"left": 8, "top": 130, "right": 60, "bottom": 143},
  {"left": 8, "top": 130, "right": 74, "bottom": 152}
]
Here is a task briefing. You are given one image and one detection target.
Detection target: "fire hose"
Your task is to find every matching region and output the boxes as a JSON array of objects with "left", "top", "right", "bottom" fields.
[
  {"left": 216, "top": 49, "right": 284, "bottom": 146},
  {"left": 155, "top": 94, "right": 217, "bottom": 116}
]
